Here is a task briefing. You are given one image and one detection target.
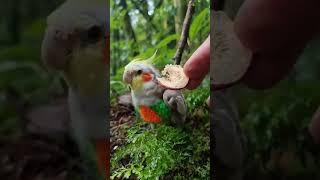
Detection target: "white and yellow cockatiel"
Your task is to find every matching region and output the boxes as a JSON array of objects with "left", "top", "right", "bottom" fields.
[
  {"left": 41, "top": 0, "right": 109, "bottom": 179},
  {"left": 123, "top": 54, "right": 187, "bottom": 126}
]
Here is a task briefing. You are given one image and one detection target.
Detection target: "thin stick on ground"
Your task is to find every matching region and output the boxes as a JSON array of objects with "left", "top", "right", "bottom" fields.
[{"left": 173, "top": 0, "right": 196, "bottom": 65}]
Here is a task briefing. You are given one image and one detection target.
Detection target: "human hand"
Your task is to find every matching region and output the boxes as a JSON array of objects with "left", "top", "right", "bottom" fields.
[
  {"left": 183, "top": 36, "right": 210, "bottom": 90},
  {"left": 234, "top": 0, "right": 320, "bottom": 89},
  {"left": 183, "top": 36, "right": 210, "bottom": 107},
  {"left": 309, "top": 107, "right": 320, "bottom": 144}
]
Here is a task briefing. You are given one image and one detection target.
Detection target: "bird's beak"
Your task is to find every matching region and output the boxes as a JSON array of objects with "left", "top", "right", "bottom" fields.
[{"left": 41, "top": 27, "right": 74, "bottom": 70}]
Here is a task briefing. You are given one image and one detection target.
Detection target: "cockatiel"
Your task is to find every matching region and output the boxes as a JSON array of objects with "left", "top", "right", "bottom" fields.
[
  {"left": 41, "top": 0, "right": 109, "bottom": 179},
  {"left": 123, "top": 54, "right": 187, "bottom": 125}
]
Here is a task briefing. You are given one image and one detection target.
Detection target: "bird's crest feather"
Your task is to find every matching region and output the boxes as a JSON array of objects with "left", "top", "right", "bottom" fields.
[{"left": 131, "top": 50, "right": 158, "bottom": 65}]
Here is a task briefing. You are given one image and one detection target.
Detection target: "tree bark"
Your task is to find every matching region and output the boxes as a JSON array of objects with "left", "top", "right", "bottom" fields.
[
  {"left": 173, "top": 0, "right": 195, "bottom": 65},
  {"left": 119, "top": 0, "right": 138, "bottom": 55},
  {"left": 173, "top": 0, "right": 186, "bottom": 35}
]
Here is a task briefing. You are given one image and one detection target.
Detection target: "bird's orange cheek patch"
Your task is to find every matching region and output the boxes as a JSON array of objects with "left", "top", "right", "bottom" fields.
[
  {"left": 142, "top": 73, "right": 152, "bottom": 82},
  {"left": 139, "top": 105, "right": 161, "bottom": 123}
]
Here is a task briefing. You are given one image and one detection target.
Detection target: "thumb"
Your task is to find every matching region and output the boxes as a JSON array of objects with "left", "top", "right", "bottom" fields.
[
  {"left": 309, "top": 106, "right": 320, "bottom": 144},
  {"left": 184, "top": 36, "right": 210, "bottom": 90}
]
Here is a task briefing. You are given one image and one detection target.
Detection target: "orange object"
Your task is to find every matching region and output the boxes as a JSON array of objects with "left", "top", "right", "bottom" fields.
[
  {"left": 141, "top": 72, "right": 152, "bottom": 82},
  {"left": 139, "top": 105, "right": 162, "bottom": 123},
  {"left": 95, "top": 138, "right": 110, "bottom": 178}
]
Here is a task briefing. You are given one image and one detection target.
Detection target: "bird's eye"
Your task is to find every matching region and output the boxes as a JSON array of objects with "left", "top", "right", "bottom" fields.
[
  {"left": 137, "top": 70, "right": 142, "bottom": 75},
  {"left": 87, "top": 25, "right": 102, "bottom": 42}
]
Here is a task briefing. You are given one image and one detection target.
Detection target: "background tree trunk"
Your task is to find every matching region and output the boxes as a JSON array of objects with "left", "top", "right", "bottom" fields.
[
  {"left": 173, "top": 0, "right": 186, "bottom": 35},
  {"left": 120, "top": 0, "right": 137, "bottom": 43},
  {"left": 120, "top": 0, "right": 138, "bottom": 56}
]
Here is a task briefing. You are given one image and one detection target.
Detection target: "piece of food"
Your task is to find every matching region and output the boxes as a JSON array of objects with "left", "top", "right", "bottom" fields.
[
  {"left": 157, "top": 64, "right": 189, "bottom": 90},
  {"left": 211, "top": 10, "right": 252, "bottom": 89}
]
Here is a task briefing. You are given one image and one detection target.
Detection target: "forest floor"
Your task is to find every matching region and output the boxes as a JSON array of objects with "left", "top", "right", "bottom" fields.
[
  {"left": 0, "top": 134, "right": 83, "bottom": 180},
  {"left": 0, "top": 102, "right": 134, "bottom": 180},
  {"left": 1, "top": 93, "right": 319, "bottom": 180},
  {"left": 0, "top": 97, "right": 83, "bottom": 180},
  {"left": 110, "top": 92, "right": 211, "bottom": 179},
  {"left": 110, "top": 102, "right": 135, "bottom": 155}
]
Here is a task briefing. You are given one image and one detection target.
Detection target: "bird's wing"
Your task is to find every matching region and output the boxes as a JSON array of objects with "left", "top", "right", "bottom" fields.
[
  {"left": 163, "top": 89, "right": 187, "bottom": 124},
  {"left": 213, "top": 90, "right": 246, "bottom": 171}
]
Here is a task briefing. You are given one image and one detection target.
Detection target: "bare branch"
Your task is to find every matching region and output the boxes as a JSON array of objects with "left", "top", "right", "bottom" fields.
[{"left": 173, "top": 0, "right": 195, "bottom": 65}]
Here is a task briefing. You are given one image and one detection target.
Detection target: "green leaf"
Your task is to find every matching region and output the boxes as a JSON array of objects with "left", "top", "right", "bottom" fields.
[
  {"left": 155, "top": 34, "right": 179, "bottom": 49},
  {"left": 189, "top": 8, "right": 209, "bottom": 41}
]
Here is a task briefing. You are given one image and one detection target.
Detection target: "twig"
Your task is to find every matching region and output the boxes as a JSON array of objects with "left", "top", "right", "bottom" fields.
[{"left": 173, "top": 0, "right": 196, "bottom": 65}]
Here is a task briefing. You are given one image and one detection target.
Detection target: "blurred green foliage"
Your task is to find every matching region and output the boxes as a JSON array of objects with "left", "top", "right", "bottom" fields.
[
  {"left": 233, "top": 81, "right": 320, "bottom": 178},
  {"left": 0, "top": 1, "right": 64, "bottom": 138},
  {"left": 184, "top": 87, "right": 210, "bottom": 119}
]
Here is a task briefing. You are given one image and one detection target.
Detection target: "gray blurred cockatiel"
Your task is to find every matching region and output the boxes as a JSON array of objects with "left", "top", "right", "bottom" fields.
[
  {"left": 123, "top": 54, "right": 187, "bottom": 126},
  {"left": 212, "top": 90, "right": 246, "bottom": 180},
  {"left": 211, "top": 6, "right": 247, "bottom": 180},
  {"left": 41, "top": 0, "right": 109, "bottom": 179}
]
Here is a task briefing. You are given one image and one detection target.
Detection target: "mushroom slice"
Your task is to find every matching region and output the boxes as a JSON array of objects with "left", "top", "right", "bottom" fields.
[
  {"left": 211, "top": 11, "right": 252, "bottom": 89},
  {"left": 157, "top": 64, "right": 189, "bottom": 89}
]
